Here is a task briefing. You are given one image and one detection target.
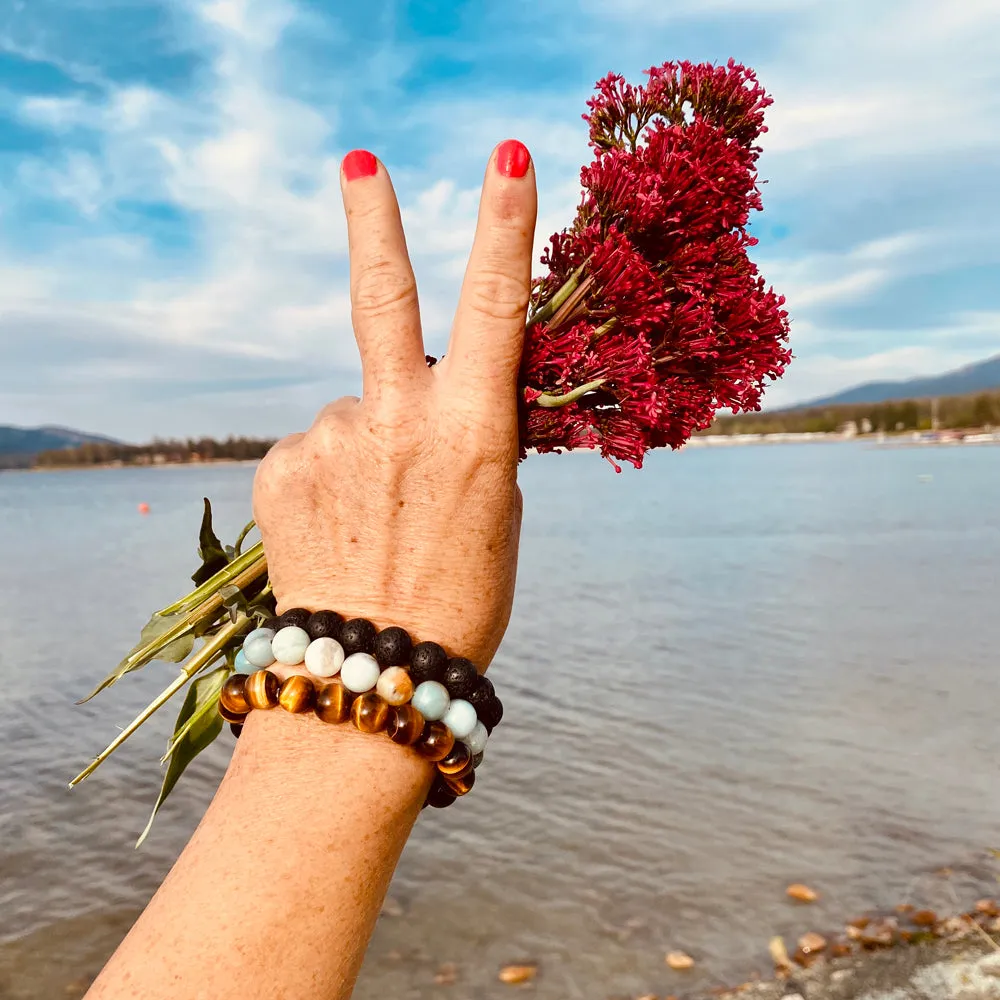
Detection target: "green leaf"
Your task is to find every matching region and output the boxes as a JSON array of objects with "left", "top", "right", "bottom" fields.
[
  {"left": 192, "top": 498, "right": 229, "bottom": 586},
  {"left": 78, "top": 612, "right": 197, "bottom": 703},
  {"left": 136, "top": 666, "right": 229, "bottom": 847}
]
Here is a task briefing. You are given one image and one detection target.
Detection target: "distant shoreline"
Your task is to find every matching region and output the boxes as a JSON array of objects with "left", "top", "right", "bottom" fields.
[
  {"left": 689, "top": 430, "right": 1000, "bottom": 448},
  {"left": 5, "top": 431, "right": 1000, "bottom": 472},
  {"left": 5, "top": 458, "right": 263, "bottom": 474}
]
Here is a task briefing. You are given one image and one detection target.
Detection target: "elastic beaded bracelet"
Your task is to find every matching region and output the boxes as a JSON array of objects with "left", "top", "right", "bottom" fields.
[{"left": 219, "top": 608, "right": 503, "bottom": 809}]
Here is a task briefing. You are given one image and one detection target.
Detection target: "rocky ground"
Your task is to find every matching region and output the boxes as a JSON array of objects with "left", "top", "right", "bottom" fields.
[{"left": 703, "top": 904, "right": 1000, "bottom": 1000}]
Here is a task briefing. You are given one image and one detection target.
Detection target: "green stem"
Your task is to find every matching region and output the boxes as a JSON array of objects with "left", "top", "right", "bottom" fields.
[
  {"left": 233, "top": 520, "right": 257, "bottom": 559},
  {"left": 527, "top": 263, "right": 587, "bottom": 327},
  {"left": 534, "top": 378, "right": 607, "bottom": 408},
  {"left": 157, "top": 541, "right": 264, "bottom": 617},
  {"left": 69, "top": 616, "right": 251, "bottom": 788}
]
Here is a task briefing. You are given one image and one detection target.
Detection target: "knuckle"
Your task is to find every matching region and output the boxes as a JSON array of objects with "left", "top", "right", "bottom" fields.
[
  {"left": 352, "top": 258, "right": 417, "bottom": 318},
  {"left": 465, "top": 263, "right": 529, "bottom": 323},
  {"left": 253, "top": 435, "right": 304, "bottom": 501}
]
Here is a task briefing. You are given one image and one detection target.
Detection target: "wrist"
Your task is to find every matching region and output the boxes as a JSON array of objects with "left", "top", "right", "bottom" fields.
[{"left": 231, "top": 704, "right": 434, "bottom": 808}]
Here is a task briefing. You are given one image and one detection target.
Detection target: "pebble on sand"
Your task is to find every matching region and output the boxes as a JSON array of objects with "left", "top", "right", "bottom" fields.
[
  {"left": 498, "top": 964, "right": 538, "bottom": 985},
  {"left": 785, "top": 883, "right": 819, "bottom": 903},
  {"left": 665, "top": 951, "right": 695, "bottom": 971},
  {"left": 434, "top": 962, "right": 458, "bottom": 986},
  {"left": 797, "top": 931, "right": 827, "bottom": 955}
]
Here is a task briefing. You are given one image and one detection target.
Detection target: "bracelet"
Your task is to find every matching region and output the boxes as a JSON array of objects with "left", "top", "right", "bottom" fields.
[{"left": 218, "top": 608, "right": 504, "bottom": 810}]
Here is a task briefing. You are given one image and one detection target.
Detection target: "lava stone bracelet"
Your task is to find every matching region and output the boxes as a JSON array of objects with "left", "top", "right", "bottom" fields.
[{"left": 219, "top": 608, "right": 504, "bottom": 809}]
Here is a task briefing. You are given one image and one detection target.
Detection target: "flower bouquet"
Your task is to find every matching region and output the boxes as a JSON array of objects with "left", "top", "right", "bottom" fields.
[{"left": 71, "top": 59, "right": 790, "bottom": 843}]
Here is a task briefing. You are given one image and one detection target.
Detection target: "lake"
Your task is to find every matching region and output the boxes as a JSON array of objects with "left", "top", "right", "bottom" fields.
[{"left": 1, "top": 442, "right": 999, "bottom": 999}]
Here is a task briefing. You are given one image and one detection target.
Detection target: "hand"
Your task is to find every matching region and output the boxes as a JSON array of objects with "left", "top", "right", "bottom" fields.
[{"left": 252, "top": 141, "right": 537, "bottom": 668}]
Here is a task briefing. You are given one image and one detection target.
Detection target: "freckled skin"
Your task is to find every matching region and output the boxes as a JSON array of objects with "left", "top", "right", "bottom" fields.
[{"left": 87, "top": 142, "right": 537, "bottom": 1000}]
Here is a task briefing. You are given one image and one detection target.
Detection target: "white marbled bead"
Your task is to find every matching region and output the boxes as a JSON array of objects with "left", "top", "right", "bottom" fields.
[
  {"left": 442, "top": 699, "right": 478, "bottom": 740},
  {"left": 271, "top": 626, "right": 311, "bottom": 665},
  {"left": 242, "top": 627, "right": 276, "bottom": 668},
  {"left": 340, "top": 652, "right": 381, "bottom": 693},
  {"left": 462, "top": 720, "right": 488, "bottom": 755},
  {"left": 304, "top": 636, "right": 345, "bottom": 678},
  {"left": 411, "top": 681, "right": 450, "bottom": 722}
]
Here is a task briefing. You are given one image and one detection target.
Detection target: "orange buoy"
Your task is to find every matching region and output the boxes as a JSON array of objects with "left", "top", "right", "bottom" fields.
[{"left": 138, "top": 502, "right": 150, "bottom": 515}]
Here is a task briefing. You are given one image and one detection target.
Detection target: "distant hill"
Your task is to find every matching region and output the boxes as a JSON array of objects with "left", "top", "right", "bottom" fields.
[
  {"left": 800, "top": 354, "right": 1000, "bottom": 408},
  {"left": 0, "top": 425, "right": 119, "bottom": 468}
]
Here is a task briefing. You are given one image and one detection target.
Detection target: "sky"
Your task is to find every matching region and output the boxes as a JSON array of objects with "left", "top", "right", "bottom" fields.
[{"left": 1, "top": 0, "right": 999, "bottom": 441}]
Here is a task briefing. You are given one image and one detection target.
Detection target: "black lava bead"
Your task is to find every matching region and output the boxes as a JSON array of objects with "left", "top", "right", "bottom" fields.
[
  {"left": 467, "top": 675, "right": 495, "bottom": 713},
  {"left": 472, "top": 751, "right": 484, "bottom": 769},
  {"left": 278, "top": 607, "right": 311, "bottom": 630},
  {"left": 442, "top": 657, "right": 478, "bottom": 700},
  {"left": 374, "top": 626, "right": 412, "bottom": 667},
  {"left": 306, "top": 610, "right": 344, "bottom": 642},
  {"left": 410, "top": 641, "right": 448, "bottom": 684},
  {"left": 340, "top": 617, "right": 377, "bottom": 655},
  {"left": 425, "top": 776, "right": 457, "bottom": 809},
  {"left": 261, "top": 616, "right": 282, "bottom": 632},
  {"left": 229, "top": 722, "right": 243, "bottom": 739},
  {"left": 478, "top": 696, "right": 503, "bottom": 733}
]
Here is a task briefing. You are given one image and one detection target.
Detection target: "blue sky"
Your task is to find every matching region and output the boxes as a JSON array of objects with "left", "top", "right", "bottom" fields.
[{"left": 1, "top": 0, "right": 999, "bottom": 440}]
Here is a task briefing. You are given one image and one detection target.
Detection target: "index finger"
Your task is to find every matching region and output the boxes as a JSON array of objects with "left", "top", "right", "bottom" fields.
[{"left": 443, "top": 140, "right": 537, "bottom": 405}]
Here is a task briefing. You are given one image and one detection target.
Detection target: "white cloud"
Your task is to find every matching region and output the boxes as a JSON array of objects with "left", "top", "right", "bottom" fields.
[
  {"left": 767, "top": 311, "right": 1000, "bottom": 408},
  {"left": 2, "top": 0, "right": 999, "bottom": 435}
]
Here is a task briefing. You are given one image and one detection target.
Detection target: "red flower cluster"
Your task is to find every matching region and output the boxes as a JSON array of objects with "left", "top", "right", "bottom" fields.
[{"left": 519, "top": 59, "right": 791, "bottom": 469}]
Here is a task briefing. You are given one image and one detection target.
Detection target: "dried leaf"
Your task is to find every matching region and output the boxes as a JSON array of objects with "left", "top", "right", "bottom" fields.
[
  {"left": 498, "top": 965, "right": 537, "bottom": 985},
  {"left": 665, "top": 952, "right": 694, "bottom": 971},
  {"left": 786, "top": 883, "right": 819, "bottom": 903},
  {"left": 136, "top": 667, "right": 227, "bottom": 846},
  {"left": 192, "top": 498, "right": 229, "bottom": 586},
  {"left": 768, "top": 936, "right": 791, "bottom": 970}
]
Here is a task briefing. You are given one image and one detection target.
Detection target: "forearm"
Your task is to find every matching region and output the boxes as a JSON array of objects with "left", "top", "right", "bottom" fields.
[{"left": 88, "top": 709, "right": 433, "bottom": 1000}]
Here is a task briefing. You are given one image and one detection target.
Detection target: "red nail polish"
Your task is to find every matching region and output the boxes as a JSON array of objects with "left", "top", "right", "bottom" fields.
[
  {"left": 342, "top": 149, "right": 378, "bottom": 181},
  {"left": 496, "top": 139, "right": 530, "bottom": 178}
]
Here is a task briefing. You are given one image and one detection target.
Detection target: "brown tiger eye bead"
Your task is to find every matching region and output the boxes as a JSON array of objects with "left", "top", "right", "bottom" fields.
[
  {"left": 436, "top": 742, "right": 472, "bottom": 777},
  {"left": 219, "top": 701, "right": 247, "bottom": 724},
  {"left": 387, "top": 704, "right": 425, "bottom": 745},
  {"left": 245, "top": 669, "right": 280, "bottom": 710},
  {"left": 315, "top": 680, "right": 352, "bottom": 724},
  {"left": 220, "top": 673, "right": 251, "bottom": 715},
  {"left": 350, "top": 691, "right": 390, "bottom": 734},
  {"left": 443, "top": 768, "right": 475, "bottom": 796},
  {"left": 425, "top": 776, "right": 457, "bottom": 809},
  {"left": 278, "top": 674, "right": 315, "bottom": 714},
  {"left": 415, "top": 721, "right": 455, "bottom": 761}
]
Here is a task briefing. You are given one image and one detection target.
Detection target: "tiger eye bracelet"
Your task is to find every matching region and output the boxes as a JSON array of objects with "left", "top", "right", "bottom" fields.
[{"left": 220, "top": 608, "right": 503, "bottom": 808}]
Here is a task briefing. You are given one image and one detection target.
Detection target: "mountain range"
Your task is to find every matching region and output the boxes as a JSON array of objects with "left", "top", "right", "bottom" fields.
[
  {"left": 799, "top": 353, "right": 1000, "bottom": 408},
  {"left": 0, "top": 425, "right": 117, "bottom": 467}
]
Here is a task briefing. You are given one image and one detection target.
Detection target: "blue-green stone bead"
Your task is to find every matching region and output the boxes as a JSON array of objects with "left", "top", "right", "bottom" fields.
[
  {"left": 411, "top": 681, "right": 450, "bottom": 722},
  {"left": 243, "top": 627, "right": 276, "bottom": 668},
  {"left": 234, "top": 648, "right": 250, "bottom": 673}
]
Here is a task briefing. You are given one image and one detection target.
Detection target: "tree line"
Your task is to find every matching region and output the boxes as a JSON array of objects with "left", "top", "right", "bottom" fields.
[
  {"left": 709, "top": 388, "right": 1000, "bottom": 436},
  {"left": 33, "top": 436, "right": 278, "bottom": 468}
]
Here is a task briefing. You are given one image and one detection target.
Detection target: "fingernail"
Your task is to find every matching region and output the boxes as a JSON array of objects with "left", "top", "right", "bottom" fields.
[
  {"left": 342, "top": 149, "right": 378, "bottom": 181},
  {"left": 496, "top": 139, "right": 530, "bottom": 178}
]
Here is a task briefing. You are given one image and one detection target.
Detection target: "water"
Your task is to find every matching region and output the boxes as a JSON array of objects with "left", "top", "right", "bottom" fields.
[{"left": 1, "top": 444, "right": 999, "bottom": 999}]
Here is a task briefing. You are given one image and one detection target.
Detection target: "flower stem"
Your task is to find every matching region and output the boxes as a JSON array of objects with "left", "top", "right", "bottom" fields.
[
  {"left": 527, "top": 262, "right": 587, "bottom": 327},
  {"left": 68, "top": 615, "right": 251, "bottom": 788},
  {"left": 157, "top": 541, "right": 264, "bottom": 617},
  {"left": 534, "top": 378, "right": 607, "bottom": 408}
]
